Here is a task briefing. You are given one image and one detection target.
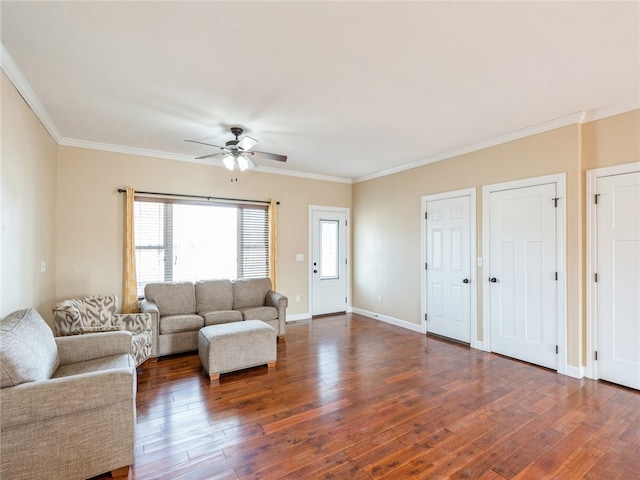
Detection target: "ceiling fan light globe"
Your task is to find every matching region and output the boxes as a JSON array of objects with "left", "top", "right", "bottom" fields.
[
  {"left": 222, "top": 155, "right": 235, "bottom": 170},
  {"left": 238, "top": 155, "right": 250, "bottom": 171}
]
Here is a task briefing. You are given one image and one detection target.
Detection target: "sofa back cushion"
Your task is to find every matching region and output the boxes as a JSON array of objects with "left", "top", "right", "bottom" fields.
[
  {"left": 195, "top": 279, "right": 233, "bottom": 313},
  {"left": 0, "top": 308, "right": 60, "bottom": 388},
  {"left": 144, "top": 282, "right": 196, "bottom": 316},
  {"left": 233, "top": 277, "right": 272, "bottom": 309}
]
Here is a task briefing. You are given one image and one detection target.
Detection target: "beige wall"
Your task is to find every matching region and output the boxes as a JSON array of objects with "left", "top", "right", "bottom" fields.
[
  {"left": 579, "top": 110, "right": 640, "bottom": 363},
  {"left": 56, "top": 147, "right": 351, "bottom": 316},
  {"left": 1, "top": 72, "right": 58, "bottom": 326},
  {"left": 3, "top": 62, "right": 637, "bottom": 369},
  {"left": 352, "top": 111, "right": 639, "bottom": 369},
  {"left": 582, "top": 110, "right": 640, "bottom": 171},
  {"left": 353, "top": 124, "right": 585, "bottom": 366}
]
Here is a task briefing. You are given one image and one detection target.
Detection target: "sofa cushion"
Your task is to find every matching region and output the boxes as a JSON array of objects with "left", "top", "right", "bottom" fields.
[
  {"left": 159, "top": 314, "right": 204, "bottom": 334},
  {"left": 233, "top": 277, "right": 272, "bottom": 309},
  {"left": 0, "top": 309, "right": 60, "bottom": 388},
  {"left": 237, "top": 306, "right": 278, "bottom": 322},
  {"left": 145, "top": 282, "right": 197, "bottom": 316},
  {"left": 203, "top": 310, "right": 243, "bottom": 326},
  {"left": 196, "top": 279, "right": 233, "bottom": 313}
]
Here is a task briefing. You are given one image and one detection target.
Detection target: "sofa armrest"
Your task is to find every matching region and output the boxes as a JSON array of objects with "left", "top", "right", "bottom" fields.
[
  {"left": 113, "top": 312, "right": 152, "bottom": 334},
  {"left": 140, "top": 299, "right": 159, "bottom": 316},
  {"left": 266, "top": 291, "right": 288, "bottom": 337},
  {"left": 140, "top": 299, "right": 160, "bottom": 357},
  {"left": 55, "top": 331, "right": 132, "bottom": 365},
  {"left": 0, "top": 367, "right": 134, "bottom": 430}
]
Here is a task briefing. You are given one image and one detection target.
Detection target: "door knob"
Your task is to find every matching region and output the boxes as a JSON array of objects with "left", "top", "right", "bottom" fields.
[
  {"left": 489, "top": 277, "right": 497, "bottom": 283},
  {"left": 463, "top": 278, "right": 470, "bottom": 284},
  {"left": 313, "top": 269, "right": 318, "bottom": 274}
]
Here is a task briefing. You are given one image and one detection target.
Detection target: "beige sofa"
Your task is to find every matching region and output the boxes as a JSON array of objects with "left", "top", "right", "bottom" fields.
[
  {"left": 0, "top": 308, "right": 136, "bottom": 480},
  {"left": 141, "top": 277, "right": 287, "bottom": 357}
]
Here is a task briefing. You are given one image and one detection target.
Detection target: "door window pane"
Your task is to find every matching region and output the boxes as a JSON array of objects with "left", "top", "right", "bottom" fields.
[{"left": 320, "top": 220, "right": 339, "bottom": 279}]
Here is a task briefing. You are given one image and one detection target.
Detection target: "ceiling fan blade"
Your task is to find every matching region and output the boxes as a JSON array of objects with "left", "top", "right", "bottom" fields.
[
  {"left": 185, "top": 139, "right": 224, "bottom": 149},
  {"left": 195, "top": 152, "right": 224, "bottom": 160},
  {"left": 238, "top": 135, "right": 258, "bottom": 151},
  {"left": 252, "top": 150, "right": 287, "bottom": 163}
]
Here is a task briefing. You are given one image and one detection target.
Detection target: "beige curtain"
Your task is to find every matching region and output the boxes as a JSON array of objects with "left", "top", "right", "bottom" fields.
[
  {"left": 123, "top": 187, "right": 138, "bottom": 313},
  {"left": 269, "top": 199, "right": 277, "bottom": 290}
]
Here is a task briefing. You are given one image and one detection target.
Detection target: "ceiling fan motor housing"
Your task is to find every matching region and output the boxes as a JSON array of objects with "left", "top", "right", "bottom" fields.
[{"left": 226, "top": 127, "right": 244, "bottom": 150}]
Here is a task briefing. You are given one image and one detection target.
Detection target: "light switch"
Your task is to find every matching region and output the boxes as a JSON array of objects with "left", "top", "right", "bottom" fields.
[{"left": 296, "top": 253, "right": 304, "bottom": 261}]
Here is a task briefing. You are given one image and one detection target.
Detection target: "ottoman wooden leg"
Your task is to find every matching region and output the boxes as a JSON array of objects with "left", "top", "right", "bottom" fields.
[
  {"left": 209, "top": 372, "right": 220, "bottom": 382},
  {"left": 268, "top": 361, "right": 276, "bottom": 369}
]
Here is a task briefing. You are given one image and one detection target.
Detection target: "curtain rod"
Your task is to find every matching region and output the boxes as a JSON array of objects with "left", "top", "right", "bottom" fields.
[{"left": 117, "top": 188, "right": 278, "bottom": 205}]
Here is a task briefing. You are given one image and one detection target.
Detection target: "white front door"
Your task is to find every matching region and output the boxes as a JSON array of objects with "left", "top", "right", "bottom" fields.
[
  {"left": 595, "top": 171, "right": 640, "bottom": 390},
  {"left": 488, "top": 182, "right": 558, "bottom": 369},
  {"left": 425, "top": 195, "right": 472, "bottom": 343},
  {"left": 311, "top": 208, "right": 348, "bottom": 316}
]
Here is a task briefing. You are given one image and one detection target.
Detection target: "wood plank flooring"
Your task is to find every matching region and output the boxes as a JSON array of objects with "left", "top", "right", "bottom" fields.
[{"left": 95, "top": 314, "right": 640, "bottom": 479}]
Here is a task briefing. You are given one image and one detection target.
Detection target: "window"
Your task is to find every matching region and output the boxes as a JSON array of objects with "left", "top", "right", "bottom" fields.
[
  {"left": 134, "top": 198, "right": 269, "bottom": 297},
  {"left": 319, "top": 219, "right": 339, "bottom": 279}
]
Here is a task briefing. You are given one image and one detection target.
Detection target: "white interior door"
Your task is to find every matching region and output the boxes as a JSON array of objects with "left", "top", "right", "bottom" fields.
[
  {"left": 488, "top": 182, "right": 558, "bottom": 369},
  {"left": 595, "top": 171, "right": 640, "bottom": 389},
  {"left": 311, "top": 208, "right": 348, "bottom": 316},
  {"left": 426, "top": 195, "right": 472, "bottom": 343}
]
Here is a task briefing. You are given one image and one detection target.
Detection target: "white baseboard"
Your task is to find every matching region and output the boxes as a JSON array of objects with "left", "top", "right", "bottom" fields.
[
  {"left": 286, "top": 313, "right": 311, "bottom": 322},
  {"left": 351, "top": 308, "right": 426, "bottom": 333},
  {"left": 564, "top": 364, "right": 585, "bottom": 379}
]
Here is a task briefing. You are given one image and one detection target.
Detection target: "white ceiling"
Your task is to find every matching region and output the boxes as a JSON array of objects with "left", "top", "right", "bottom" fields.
[{"left": 2, "top": 1, "right": 639, "bottom": 182}]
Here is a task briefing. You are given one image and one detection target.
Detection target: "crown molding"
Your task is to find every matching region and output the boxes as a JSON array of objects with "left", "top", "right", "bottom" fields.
[
  {"left": 1, "top": 43, "right": 62, "bottom": 142},
  {"left": 59, "top": 137, "right": 353, "bottom": 184},
  {"left": 580, "top": 100, "right": 640, "bottom": 123},
  {"left": 2, "top": 39, "right": 634, "bottom": 186},
  {"left": 353, "top": 111, "right": 588, "bottom": 183},
  {"left": 353, "top": 101, "right": 639, "bottom": 184}
]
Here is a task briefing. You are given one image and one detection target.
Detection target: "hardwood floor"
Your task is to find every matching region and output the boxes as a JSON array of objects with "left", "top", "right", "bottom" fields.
[{"left": 96, "top": 314, "right": 639, "bottom": 479}]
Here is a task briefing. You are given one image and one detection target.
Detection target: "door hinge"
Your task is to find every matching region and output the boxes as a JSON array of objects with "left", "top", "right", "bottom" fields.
[
  {"left": 345, "top": 258, "right": 348, "bottom": 265},
  {"left": 425, "top": 313, "right": 428, "bottom": 321},
  {"left": 555, "top": 345, "right": 559, "bottom": 354},
  {"left": 595, "top": 351, "right": 598, "bottom": 361},
  {"left": 425, "top": 262, "right": 428, "bottom": 270},
  {"left": 555, "top": 272, "right": 558, "bottom": 281},
  {"left": 595, "top": 193, "right": 600, "bottom": 204},
  {"left": 425, "top": 212, "right": 428, "bottom": 220},
  {"left": 345, "top": 220, "right": 348, "bottom": 227},
  {"left": 595, "top": 273, "right": 598, "bottom": 283},
  {"left": 553, "top": 197, "right": 559, "bottom": 208},
  {"left": 345, "top": 297, "right": 347, "bottom": 303}
]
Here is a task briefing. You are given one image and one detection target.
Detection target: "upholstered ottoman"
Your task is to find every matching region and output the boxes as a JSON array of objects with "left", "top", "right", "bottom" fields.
[{"left": 198, "top": 320, "right": 276, "bottom": 382}]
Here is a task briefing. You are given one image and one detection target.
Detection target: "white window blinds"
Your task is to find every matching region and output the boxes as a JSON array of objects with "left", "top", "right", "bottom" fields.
[{"left": 134, "top": 197, "right": 269, "bottom": 297}]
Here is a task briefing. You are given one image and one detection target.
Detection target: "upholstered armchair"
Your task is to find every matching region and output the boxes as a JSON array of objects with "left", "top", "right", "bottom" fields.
[
  {"left": 1, "top": 308, "right": 136, "bottom": 479},
  {"left": 52, "top": 294, "right": 152, "bottom": 367}
]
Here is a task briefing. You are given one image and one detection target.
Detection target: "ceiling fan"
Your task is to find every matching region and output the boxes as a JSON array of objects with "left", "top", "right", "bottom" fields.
[{"left": 185, "top": 127, "right": 287, "bottom": 171}]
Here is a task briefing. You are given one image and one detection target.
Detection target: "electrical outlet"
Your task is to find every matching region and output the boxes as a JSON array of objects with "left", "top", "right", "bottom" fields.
[
  {"left": 377, "top": 295, "right": 382, "bottom": 303},
  {"left": 295, "top": 294, "right": 301, "bottom": 302},
  {"left": 40, "top": 261, "right": 46, "bottom": 273}
]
